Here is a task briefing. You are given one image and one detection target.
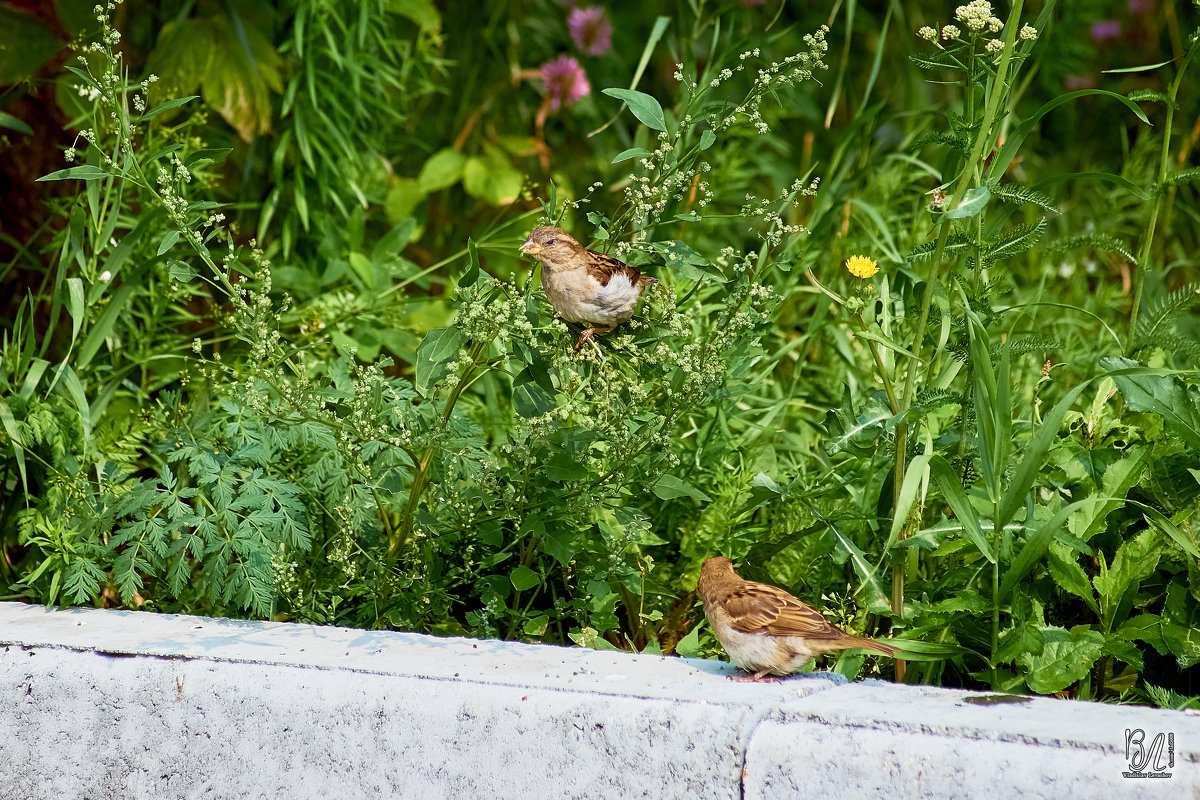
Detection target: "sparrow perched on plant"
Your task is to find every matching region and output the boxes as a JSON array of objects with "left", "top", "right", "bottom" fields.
[
  {"left": 697, "top": 556, "right": 897, "bottom": 682},
  {"left": 518, "top": 226, "right": 657, "bottom": 349}
]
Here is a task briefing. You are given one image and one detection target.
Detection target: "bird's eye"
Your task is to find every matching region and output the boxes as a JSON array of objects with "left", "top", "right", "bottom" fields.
[{"left": 545, "top": 238, "right": 557, "bottom": 246}]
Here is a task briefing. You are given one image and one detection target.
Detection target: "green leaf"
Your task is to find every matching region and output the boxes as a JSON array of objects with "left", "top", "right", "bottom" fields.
[
  {"left": 649, "top": 240, "right": 722, "bottom": 282},
  {"left": 140, "top": 95, "right": 200, "bottom": 120},
  {"left": 1020, "top": 626, "right": 1105, "bottom": 694},
  {"left": 544, "top": 451, "right": 588, "bottom": 482},
  {"left": 509, "top": 565, "right": 541, "bottom": 592},
  {"left": 1046, "top": 543, "right": 1098, "bottom": 614},
  {"left": 1102, "top": 59, "right": 1174, "bottom": 74},
  {"left": 928, "top": 455, "right": 994, "bottom": 562},
  {"left": 348, "top": 252, "right": 375, "bottom": 287},
  {"left": 0, "top": 7, "right": 60, "bottom": 84},
  {"left": 699, "top": 129, "right": 716, "bottom": 150},
  {"left": 0, "top": 399, "right": 28, "bottom": 492},
  {"left": 77, "top": 283, "right": 135, "bottom": 368},
  {"left": 944, "top": 185, "right": 991, "bottom": 219},
  {"left": 675, "top": 623, "right": 702, "bottom": 657},
  {"left": 989, "top": 90, "right": 1152, "bottom": 180},
  {"left": 1161, "top": 581, "right": 1200, "bottom": 669},
  {"left": 541, "top": 528, "right": 578, "bottom": 565},
  {"left": 522, "top": 614, "right": 550, "bottom": 637},
  {"left": 611, "top": 147, "right": 652, "bottom": 164},
  {"left": 157, "top": 230, "right": 181, "bottom": 256},
  {"left": 418, "top": 148, "right": 466, "bottom": 193},
  {"left": 168, "top": 260, "right": 196, "bottom": 282},
  {"left": 458, "top": 238, "right": 480, "bottom": 288},
  {"left": 0, "top": 111, "right": 33, "bottom": 135},
  {"left": 385, "top": 178, "right": 426, "bottom": 225},
  {"left": 389, "top": 0, "right": 441, "bottom": 31},
  {"left": 997, "top": 380, "right": 1090, "bottom": 529},
  {"left": 999, "top": 498, "right": 1102, "bottom": 603},
  {"left": 650, "top": 474, "right": 712, "bottom": 503},
  {"left": 414, "top": 327, "right": 463, "bottom": 396},
  {"left": 601, "top": 88, "right": 667, "bottom": 131},
  {"left": 1102, "top": 360, "right": 1200, "bottom": 451},
  {"left": 37, "top": 166, "right": 113, "bottom": 182}
]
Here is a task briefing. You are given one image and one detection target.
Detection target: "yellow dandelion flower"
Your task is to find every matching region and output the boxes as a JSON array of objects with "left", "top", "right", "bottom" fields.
[{"left": 845, "top": 255, "right": 879, "bottom": 279}]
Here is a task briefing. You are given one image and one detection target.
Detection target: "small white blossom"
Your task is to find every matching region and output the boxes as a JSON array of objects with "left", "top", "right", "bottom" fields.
[
  {"left": 941, "top": 24, "right": 960, "bottom": 39},
  {"left": 1019, "top": 24, "right": 1038, "bottom": 41},
  {"left": 918, "top": 26, "right": 938, "bottom": 41}
]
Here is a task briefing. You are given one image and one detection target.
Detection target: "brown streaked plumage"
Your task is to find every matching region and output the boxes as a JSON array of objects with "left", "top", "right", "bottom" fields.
[
  {"left": 518, "top": 226, "right": 656, "bottom": 349},
  {"left": 697, "top": 556, "right": 897, "bottom": 682}
]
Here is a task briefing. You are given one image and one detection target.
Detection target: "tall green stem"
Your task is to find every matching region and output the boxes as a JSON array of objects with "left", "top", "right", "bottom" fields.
[
  {"left": 890, "top": 1, "right": 1025, "bottom": 681},
  {"left": 1127, "top": 38, "right": 1198, "bottom": 351}
]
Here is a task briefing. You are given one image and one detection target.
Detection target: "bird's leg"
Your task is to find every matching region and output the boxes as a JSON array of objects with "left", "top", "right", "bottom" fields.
[
  {"left": 574, "top": 327, "right": 598, "bottom": 351},
  {"left": 574, "top": 325, "right": 613, "bottom": 352},
  {"left": 728, "top": 669, "right": 782, "bottom": 683}
]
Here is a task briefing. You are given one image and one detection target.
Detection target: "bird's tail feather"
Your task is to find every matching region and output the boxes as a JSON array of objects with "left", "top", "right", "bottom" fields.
[{"left": 844, "top": 635, "right": 898, "bottom": 657}]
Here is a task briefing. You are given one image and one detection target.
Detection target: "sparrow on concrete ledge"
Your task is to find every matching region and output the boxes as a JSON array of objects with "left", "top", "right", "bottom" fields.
[
  {"left": 518, "top": 226, "right": 656, "bottom": 350},
  {"left": 697, "top": 556, "right": 897, "bottom": 682}
]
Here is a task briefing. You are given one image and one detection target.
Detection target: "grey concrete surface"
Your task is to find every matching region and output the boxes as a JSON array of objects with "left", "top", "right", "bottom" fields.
[{"left": 0, "top": 601, "right": 1196, "bottom": 799}]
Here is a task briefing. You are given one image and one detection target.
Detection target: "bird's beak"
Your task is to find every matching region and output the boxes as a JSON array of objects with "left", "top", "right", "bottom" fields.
[{"left": 518, "top": 239, "right": 542, "bottom": 256}]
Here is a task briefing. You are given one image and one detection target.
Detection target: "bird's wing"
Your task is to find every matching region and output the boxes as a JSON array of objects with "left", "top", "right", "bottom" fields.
[
  {"left": 584, "top": 249, "right": 655, "bottom": 288},
  {"left": 721, "top": 582, "right": 846, "bottom": 639}
]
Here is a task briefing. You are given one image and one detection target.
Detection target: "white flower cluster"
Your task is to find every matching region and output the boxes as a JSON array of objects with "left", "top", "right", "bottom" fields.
[{"left": 954, "top": 1, "right": 1003, "bottom": 33}]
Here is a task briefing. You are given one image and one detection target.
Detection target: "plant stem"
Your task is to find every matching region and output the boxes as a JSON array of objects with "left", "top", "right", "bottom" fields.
[
  {"left": 1126, "top": 38, "right": 1198, "bottom": 352},
  {"left": 890, "top": 1, "right": 1025, "bottom": 682}
]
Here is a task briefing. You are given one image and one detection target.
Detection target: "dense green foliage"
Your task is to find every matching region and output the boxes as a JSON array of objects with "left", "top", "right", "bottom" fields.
[{"left": 1, "top": 0, "right": 1198, "bottom": 705}]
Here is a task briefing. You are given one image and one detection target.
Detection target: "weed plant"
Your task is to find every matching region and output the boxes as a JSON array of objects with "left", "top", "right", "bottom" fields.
[{"left": 0, "top": 0, "right": 1197, "bottom": 702}]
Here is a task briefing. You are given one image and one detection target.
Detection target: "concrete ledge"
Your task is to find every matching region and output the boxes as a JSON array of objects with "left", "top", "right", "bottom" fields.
[{"left": 0, "top": 602, "right": 1195, "bottom": 798}]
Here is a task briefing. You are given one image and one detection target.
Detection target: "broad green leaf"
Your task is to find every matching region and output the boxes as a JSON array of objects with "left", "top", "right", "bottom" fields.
[
  {"left": 541, "top": 528, "right": 578, "bottom": 565},
  {"left": 1020, "top": 626, "right": 1105, "bottom": 694},
  {"left": 509, "top": 565, "right": 541, "bottom": 592},
  {"left": 650, "top": 474, "right": 712, "bottom": 503},
  {"left": 385, "top": 178, "right": 425, "bottom": 225},
  {"left": 157, "top": 230, "right": 181, "bottom": 256},
  {"left": 1102, "top": 359, "right": 1200, "bottom": 451},
  {"left": 389, "top": 0, "right": 441, "bottom": 31},
  {"left": 944, "top": 185, "right": 990, "bottom": 219},
  {"left": 418, "top": 148, "right": 466, "bottom": 193},
  {"left": 522, "top": 614, "right": 550, "bottom": 637},
  {"left": 674, "top": 622, "right": 702, "bottom": 657},
  {"left": 1161, "top": 581, "right": 1200, "bottom": 668},
  {"left": 1046, "top": 543, "right": 1097, "bottom": 614},
  {"left": 168, "top": 260, "right": 196, "bottom": 282},
  {"left": 699, "top": 129, "right": 716, "bottom": 150},
  {"left": 413, "top": 327, "right": 463, "bottom": 396},
  {"left": 602, "top": 88, "right": 667, "bottom": 131},
  {"left": 544, "top": 451, "right": 588, "bottom": 482}
]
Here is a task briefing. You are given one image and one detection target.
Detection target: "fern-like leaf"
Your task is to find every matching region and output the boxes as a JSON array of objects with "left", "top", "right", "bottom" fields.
[
  {"left": 990, "top": 182, "right": 1061, "bottom": 215},
  {"left": 1133, "top": 282, "right": 1200, "bottom": 350},
  {"left": 1046, "top": 232, "right": 1136, "bottom": 264},
  {"left": 985, "top": 217, "right": 1047, "bottom": 261}
]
